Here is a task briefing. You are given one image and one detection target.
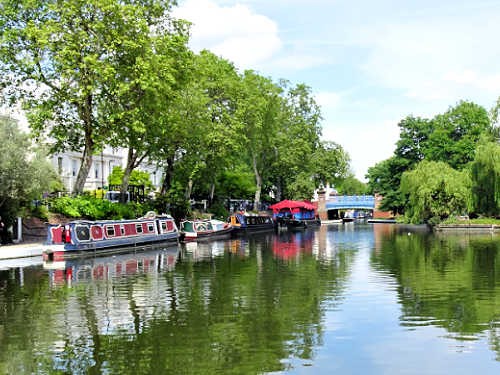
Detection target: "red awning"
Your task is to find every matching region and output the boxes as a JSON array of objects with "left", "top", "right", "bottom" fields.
[{"left": 269, "top": 200, "right": 315, "bottom": 211}]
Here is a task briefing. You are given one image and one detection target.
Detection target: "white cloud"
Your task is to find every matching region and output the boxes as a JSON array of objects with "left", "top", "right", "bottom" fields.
[
  {"left": 173, "top": 0, "right": 282, "bottom": 68},
  {"left": 315, "top": 91, "right": 341, "bottom": 110},
  {"left": 357, "top": 11, "right": 500, "bottom": 106}
]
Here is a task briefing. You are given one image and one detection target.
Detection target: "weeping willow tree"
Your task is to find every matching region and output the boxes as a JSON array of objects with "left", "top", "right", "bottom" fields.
[
  {"left": 470, "top": 141, "right": 500, "bottom": 217},
  {"left": 400, "top": 160, "right": 472, "bottom": 224}
]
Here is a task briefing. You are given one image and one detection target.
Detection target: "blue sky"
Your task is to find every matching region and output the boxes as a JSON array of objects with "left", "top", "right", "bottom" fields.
[{"left": 173, "top": 0, "right": 500, "bottom": 181}]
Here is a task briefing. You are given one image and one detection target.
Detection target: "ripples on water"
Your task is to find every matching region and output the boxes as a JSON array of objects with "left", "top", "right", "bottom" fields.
[{"left": 1, "top": 224, "right": 500, "bottom": 374}]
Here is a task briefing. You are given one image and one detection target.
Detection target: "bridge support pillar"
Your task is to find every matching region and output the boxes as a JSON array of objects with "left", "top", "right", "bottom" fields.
[
  {"left": 317, "top": 186, "right": 328, "bottom": 221},
  {"left": 373, "top": 193, "right": 393, "bottom": 219}
]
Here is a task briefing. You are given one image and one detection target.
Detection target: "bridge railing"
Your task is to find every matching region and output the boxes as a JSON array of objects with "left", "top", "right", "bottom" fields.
[{"left": 325, "top": 195, "right": 375, "bottom": 209}]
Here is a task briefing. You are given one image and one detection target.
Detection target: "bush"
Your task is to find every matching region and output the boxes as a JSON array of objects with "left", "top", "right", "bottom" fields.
[
  {"left": 50, "top": 196, "right": 81, "bottom": 218},
  {"left": 209, "top": 202, "right": 229, "bottom": 220},
  {"left": 49, "top": 195, "right": 149, "bottom": 220}
]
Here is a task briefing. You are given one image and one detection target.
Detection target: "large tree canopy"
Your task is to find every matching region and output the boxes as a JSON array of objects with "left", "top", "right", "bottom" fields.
[{"left": 0, "top": 0, "right": 182, "bottom": 193}]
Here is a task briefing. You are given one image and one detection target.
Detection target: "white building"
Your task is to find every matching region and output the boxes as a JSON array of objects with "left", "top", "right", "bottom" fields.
[
  {"left": 50, "top": 147, "right": 124, "bottom": 192},
  {"left": 50, "top": 148, "right": 163, "bottom": 193}
]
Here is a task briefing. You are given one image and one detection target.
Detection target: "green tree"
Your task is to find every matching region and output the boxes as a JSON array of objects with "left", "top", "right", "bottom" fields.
[
  {"left": 271, "top": 82, "right": 322, "bottom": 201},
  {"left": 425, "top": 101, "right": 491, "bottom": 169},
  {"left": 395, "top": 115, "right": 432, "bottom": 164},
  {"left": 367, "top": 101, "right": 492, "bottom": 214},
  {"left": 337, "top": 173, "right": 368, "bottom": 195},
  {"left": 100, "top": 10, "right": 191, "bottom": 201},
  {"left": 191, "top": 52, "right": 244, "bottom": 203},
  {"left": 0, "top": 116, "right": 59, "bottom": 224},
  {"left": 238, "top": 71, "right": 283, "bottom": 207},
  {"left": 400, "top": 160, "right": 472, "bottom": 224},
  {"left": 470, "top": 140, "right": 500, "bottom": 217},
  {"left": 490, "top": 96, "right": 500, "bottom": 139},
  {"left": 107, "top": 166, "right": 154, "bottom": 192},
  {"left": 310, "top": 141, "right": 350, "bottom": 188},
  {"left": 366, "top": 156, "right": 410, "bottom": 214},
  {"left": 0, "top": 0, "right": 180, "bottom": 194}
]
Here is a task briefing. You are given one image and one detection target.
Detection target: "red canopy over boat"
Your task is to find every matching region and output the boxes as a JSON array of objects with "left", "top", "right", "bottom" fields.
[{"left": 269, "top": 200, "right": 315, "bottom": 212}]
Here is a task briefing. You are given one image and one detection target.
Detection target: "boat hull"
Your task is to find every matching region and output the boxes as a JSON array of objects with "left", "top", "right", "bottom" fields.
[{"left": 282, "top": 218, "right": 321, "bottom": 230}]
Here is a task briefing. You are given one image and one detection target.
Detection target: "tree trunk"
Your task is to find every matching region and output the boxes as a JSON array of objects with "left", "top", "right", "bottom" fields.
[
  {"left": 276, "top": 178, "right": 282, "bottom": 202},
  {"left": 73, "top": 131, "right": 94, "bottom": 194},
  {"left": 252, "top": 154, "right": 262, "bottom": 211},
  {"left": 160, "top": 156, "right": 175, "bottom": 195},
  {"left": 73, "top": 95, "right": 94, "bottom": 194},
  {"left": 121, "top": 147, "right": 139, "bottom": 203},
  {"left": 185, "top": 179, "right": 193, "bottom": 199},
  {"left": 209, "top": 182, "right": 215, "bottom": 206}
]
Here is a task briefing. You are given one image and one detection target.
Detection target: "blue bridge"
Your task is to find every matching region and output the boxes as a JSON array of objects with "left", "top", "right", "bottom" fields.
[{"left": 325, "top": 195, "right": 376, "bottom": 210}]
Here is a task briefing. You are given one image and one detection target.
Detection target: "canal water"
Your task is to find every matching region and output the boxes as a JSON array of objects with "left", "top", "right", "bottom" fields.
[{"left": 1, "top": 224, "right": 499, "bottom": 374}]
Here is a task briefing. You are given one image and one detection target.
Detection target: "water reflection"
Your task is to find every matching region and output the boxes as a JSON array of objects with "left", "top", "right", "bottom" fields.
[
  {"left": 371, "top": 229, "right": 500, "bottom": 359},
  {"left": 0, "top": 226, "right": 499, "bottom": 373},
  {"left": 43, "top": 245, "right": 180, "bottom": 287}
]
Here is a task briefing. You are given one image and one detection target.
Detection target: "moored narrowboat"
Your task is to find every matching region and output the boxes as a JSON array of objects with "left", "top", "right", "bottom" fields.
[
  {"left": 269, "top": 200, "right": 320, "bottom": 229},
  {"left": 43, "top": 212, "right": 179, "bottom": 261},
  {"left": 179, "top": 219, "right": 233, "bottom": 241},
  {"left": 228, "top": 213, "right": 276, "bottom": 234}
]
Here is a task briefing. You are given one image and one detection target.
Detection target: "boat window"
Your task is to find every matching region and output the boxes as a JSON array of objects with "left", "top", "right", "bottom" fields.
[
  {"left": 161, "top": 221, "right": 167, "bottom": 232},
  {"left": 75, "top": 225, "right": 90, "bottom": 241},
  {"left": 120, "top": 226, "right": 125, "bottom": 235},
  {"left": 147, "top": 223, "right": 155, "bottom": 232},
  {"left": 106, "top": 226, "right": 115, "bottom": 237},
  {"left": 136, "top": 224, "right": 143, "bottom": 233},
  {"left": 183, "top": 222, "right": 194, "bottom": 232},
  {"left": 196, "top": 222, "right": 207, "bottom": 231}
]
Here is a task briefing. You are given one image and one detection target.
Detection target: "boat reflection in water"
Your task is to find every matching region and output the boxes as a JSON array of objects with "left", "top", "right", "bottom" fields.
[
  {"left": 43, "top": 243, "right": 180, "bottom": 287},
  {"left": 181, "top": 238, "right": 252, "bottom": 261},
  {"left": 272, "top": 229, "right": 315, "bottom": 261}
]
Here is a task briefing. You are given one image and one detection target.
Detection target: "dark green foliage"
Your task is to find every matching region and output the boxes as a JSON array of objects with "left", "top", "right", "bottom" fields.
[
  {"left": 208, "top": 201, "right": 229, "bottom": 220},
  {"left": 426, "top": 101, "right": 491, "bottom": 169},
  {"left": 49, "top": 196, "right": 149, "bottom": 220},
  {"left": 366, "top": 156, "right": 411, "bottom": 214},
  {"left": 151, "top": 182, "right": 190, "bottom": 221}
]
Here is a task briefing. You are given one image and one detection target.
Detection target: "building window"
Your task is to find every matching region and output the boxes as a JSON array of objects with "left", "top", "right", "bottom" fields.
[
  {"left": 95, "top": 164, "right": 99, "bottom": 179},
  {"left": 72, "top": 160, "right": 77, "bottom": 177},
  {"left": 57, "top": 157, "right": 63, "bottom": 175}
]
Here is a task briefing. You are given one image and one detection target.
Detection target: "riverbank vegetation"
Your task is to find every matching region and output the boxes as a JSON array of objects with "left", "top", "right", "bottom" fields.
[{"left": 367, "top": 100, "right": 500, "bottom": 224}]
